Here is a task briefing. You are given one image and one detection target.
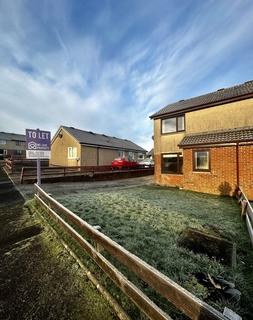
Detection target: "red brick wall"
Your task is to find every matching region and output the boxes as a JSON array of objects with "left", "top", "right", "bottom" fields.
[
  {"left": 155, "top": 146, "right": 253, "bottom": 199},
  {"left": 154, "top": 154, "right": 183, "bottom": 187},
  {"left": 183, "top": 147, "right": 238, "bottom": 197},
  {"left": 239, "top": 145, "right": 253, "bottom": 199}
]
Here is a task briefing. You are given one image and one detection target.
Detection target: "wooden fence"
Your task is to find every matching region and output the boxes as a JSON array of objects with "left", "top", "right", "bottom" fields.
[
  {"left": 20, "top": 165, "right": 153, "bottom": 184},
  {"left": 20, "top": 165, "right": 112, "bottom": 183},
  {"left": 4, "top": 158, "right": 49, "bottom": 173},
  {"left": 236, "top": 187, "right": 253, "bottom": 247},
  {"left": 34, "top": 183, "right": 226, "bottom": 320}
]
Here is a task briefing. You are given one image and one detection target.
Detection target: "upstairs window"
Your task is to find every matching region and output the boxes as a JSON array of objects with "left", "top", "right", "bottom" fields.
[
  {"left": 68, "top": 147, "right": 77, "bottom": 159},
  {"left": 161, "top": 115, "right": 185, "bottom": 134},
  {"left": 193, "top": 150, "right": 210, "bottom": 171},
  {"left": 162, "top": 153, "right": 183, "bottom": 174},
  {"left": 16, "top": 140, "right": 25, "bottom": 146},
  {"left": 0, "top": 140, "right": 6, "bottom": 145}
]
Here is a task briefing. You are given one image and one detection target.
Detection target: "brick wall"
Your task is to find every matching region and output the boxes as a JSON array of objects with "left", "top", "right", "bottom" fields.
[
  {"left": 183, "top": 147, "right": 238, "bottom": 197},
  {"left": 239, "top": 145, "right": 253, "bottom": 199},
  {"left": 155, "top": 146, "right": 253, "bottom": 199}
]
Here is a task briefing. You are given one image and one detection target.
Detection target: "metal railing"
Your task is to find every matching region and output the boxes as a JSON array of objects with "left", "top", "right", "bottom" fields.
[{"left": 34, "top": 183, "right": 226, "bottom": 320}]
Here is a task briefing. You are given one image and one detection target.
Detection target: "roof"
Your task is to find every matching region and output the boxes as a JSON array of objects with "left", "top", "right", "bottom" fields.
[
  {"left": 179, "top": 127, "right": 253, "bottom": 148},
  {"left": 61, "top": 126, "right": 146, "bottom": 152},
  {"left": 0, "top": 131, "right": 25, "bottom": 141},
  {"left": 150, "top": 80, "right": 253, "bottom": 119},
  {"left": 147, "top": 148, "right": 154, "bottom": 156}
]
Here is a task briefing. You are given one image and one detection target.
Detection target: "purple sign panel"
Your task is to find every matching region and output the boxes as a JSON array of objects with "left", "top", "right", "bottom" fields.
[{"left": 26, "top": 129, "right": 51, "bottom": 151}]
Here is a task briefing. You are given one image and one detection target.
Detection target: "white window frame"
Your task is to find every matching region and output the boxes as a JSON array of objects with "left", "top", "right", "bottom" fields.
[
  {"left": 128, "top": 152, "right": 134, "bottom": 160},
  {"left": 0, "top": 140, "right": 6, "bottom": 145},
  {"left": 138, "top": 153, "right": 144, "bottom": 160},
  {"left": 118, "top": 150, "right": 125, "bottom": 158},
  {"left": 68, "top": 147, "right": 77, "bottom": 159}
]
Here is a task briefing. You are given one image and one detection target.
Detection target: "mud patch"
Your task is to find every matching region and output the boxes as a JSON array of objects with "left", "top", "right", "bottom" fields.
[{"left": 178, "top": 227, "right": 236, "bottom": 267}]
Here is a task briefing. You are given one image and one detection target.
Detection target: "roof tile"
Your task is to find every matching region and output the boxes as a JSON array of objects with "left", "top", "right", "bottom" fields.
[
  {"left": 150, "top": 80, "right": 253, "bottom": 118},
  {"left": 179, "top": 127, "right": 253, "bottom": 147},
  {"left": 62, "top": 126, "right": 146, "bottom": 152}
]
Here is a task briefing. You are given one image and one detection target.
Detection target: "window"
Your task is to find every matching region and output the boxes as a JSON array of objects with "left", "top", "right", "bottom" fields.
[
  {"left": 138, "top": 153, "right": 144, "bottom": 160},
  {"left": 161, "top": 153, "right": 183, "bottom": 174},
  {"left": 15, "top": 150, "right": 23, "bottom": 155},
  {"left": 68, "top": 147, "right": 77, "bottom": 159},
  {"left": 0, "top": 140, "right": 6, "bottom": 145},
  {"left": 16, "top": 141, "right": 25, "bottom": 146},
  {"left": 128, "top": 152, "right": 134, "bottom": 160},
  {"left": 118, "top": 150, "right": 125, "bottom": 158},
  {"left": 193, "top": 150, "right": 210, "bottom": 171},
  {"left": 161, "top": 115, "right": 185, "bottom": 134}
]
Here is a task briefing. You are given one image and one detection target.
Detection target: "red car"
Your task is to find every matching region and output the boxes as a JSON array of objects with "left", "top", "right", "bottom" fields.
[{"left": 111, "top": 158, "right": 139, "bottom": 170}]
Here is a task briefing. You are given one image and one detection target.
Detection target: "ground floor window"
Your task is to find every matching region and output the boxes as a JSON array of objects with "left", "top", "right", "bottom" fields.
[
  {"left": 138, "top": 153, "right": 144, "bottom": 160},
  {"left": 15, "top": 150, "right": 23, "bottom": 155},
  {"left": 128, "top": 152, "right": 134, "bottom": 160},
  {"left": 68, "top": 147, "right": 77, "bottom": 159},
  {"left": 161, "top": 153, "right": 183, "bottom": 174},
  {"left": 193, "top": 150, "right": 210, "bottom": 171},
  {"left": 118, "top": 150, "right": 125, "bottom": 158}
]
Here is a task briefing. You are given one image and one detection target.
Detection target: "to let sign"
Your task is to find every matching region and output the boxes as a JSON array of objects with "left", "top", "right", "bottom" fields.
[{"left": 26, "top": 129, "right": 51, "bottom": 159}]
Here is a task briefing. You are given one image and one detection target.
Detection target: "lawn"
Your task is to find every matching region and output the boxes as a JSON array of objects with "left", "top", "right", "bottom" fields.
[{"left": 55, "top": 184, "right": 253, "bottom": 319}]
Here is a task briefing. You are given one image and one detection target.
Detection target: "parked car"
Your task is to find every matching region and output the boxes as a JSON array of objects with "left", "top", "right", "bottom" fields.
[
  {"left": 111, "top": 158, "right": 139, "bottom": 170},
  {"left": 139, "top": 158, "right": 154, "bottom": 168}
]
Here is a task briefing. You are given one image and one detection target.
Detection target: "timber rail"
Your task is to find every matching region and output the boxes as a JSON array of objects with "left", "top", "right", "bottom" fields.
[
  {"left": 20, "top": 165, "right": 111, "bottom": 183},
  {"left": 34, "top": 183, "right": 226, "bottom": 320},
  {"left": 20, "top": 165, "right": 153, "bottom": 184},
  {"left": 236, "top": 187, "right": 253, "bottom": 247}
]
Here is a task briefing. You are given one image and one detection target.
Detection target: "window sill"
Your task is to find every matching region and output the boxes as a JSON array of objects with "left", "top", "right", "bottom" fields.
[
  {"left": 192, "top": 171, "right": 211, "bottom": 174},
  {"left": 161, "top": 131, "right": 185, "bottom": 136},
  {"left": 161, "top": 173, "right": 183, "bottom": 176}
]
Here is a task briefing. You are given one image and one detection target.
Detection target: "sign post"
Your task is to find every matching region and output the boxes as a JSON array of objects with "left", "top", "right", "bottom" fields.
[
  {"left": 37, "top": 158, "right": 41, "bottom": 185},
  {"left": 26, "top": 129, "right": 51, "bottom": 185}
]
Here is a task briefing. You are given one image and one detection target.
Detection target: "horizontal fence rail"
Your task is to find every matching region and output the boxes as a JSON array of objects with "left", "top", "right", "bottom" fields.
[
  {"left": 34, "top": 183, "right": 226, "bottom": 320},
  {"left": 236, "top": 187, "right": 253, "bottom": 247},
  {"left": 4, "top": 158, "right": 49, "bottom": 173},
  {"left": 20, "top": 165, "right": 153, "bottom": 184}
]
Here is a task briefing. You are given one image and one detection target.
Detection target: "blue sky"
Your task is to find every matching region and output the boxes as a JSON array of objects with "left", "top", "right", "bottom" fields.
[{"left": 1, "top": 0, "right": 253, "bottom": 150}]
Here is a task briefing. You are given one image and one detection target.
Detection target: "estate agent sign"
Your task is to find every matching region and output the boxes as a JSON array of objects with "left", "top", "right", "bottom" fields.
[{"left": 26, "top": 129, "right": 51, "bottom": 159}]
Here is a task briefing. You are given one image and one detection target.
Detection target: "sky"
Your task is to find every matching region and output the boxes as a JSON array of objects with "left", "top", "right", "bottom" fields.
[{"left": 1, "top": 0, "right": 253, "bottom": 150}]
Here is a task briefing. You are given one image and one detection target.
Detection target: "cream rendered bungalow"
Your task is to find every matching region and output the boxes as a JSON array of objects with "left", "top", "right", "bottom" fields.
[{"left": 50, "top": 126, "right": 146, "bottom": 167}]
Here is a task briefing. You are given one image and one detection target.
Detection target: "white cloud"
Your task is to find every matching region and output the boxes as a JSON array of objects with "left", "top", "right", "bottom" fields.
[{"left": 1, "top": 0, "right": 253, "bottom": 152}]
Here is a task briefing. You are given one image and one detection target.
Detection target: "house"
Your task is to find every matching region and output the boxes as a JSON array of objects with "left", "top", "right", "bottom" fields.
[
  {"left": 0, "top": 132, "right": 26, "bottom": 159},
  {"left": 50, "top": 126, "right": 146, "bottom": 167},
  {"left": 150, "top": 80, "right": 253, "bottom": 199},
  {"left": 147, "top": 148, "right": 154, "bottom": 160}
]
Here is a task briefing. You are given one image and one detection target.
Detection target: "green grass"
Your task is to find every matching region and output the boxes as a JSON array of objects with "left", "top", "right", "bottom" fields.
[{"left": 53, "top": 185, "right": 253, "bottom": 319}]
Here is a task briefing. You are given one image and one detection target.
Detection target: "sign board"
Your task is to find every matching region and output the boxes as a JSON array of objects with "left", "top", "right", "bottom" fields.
[{"left": 26, "top": 129, "right": 51, "bottom": 159}]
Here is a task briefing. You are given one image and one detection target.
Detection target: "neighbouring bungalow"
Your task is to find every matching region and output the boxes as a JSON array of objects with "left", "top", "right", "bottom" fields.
[
  {"left": 150, "top": 80, "right": 253, "bottom": 200},
  {"left": 0, "top": 131, "right": 26, "bottom": 159},
  {"left": 50, "top": 126, "right": 146, "bottom": 167}
]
